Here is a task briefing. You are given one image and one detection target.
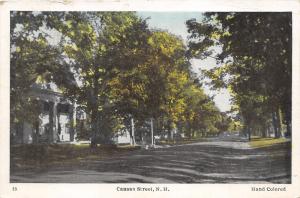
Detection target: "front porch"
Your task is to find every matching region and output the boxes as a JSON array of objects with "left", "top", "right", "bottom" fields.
[{"left": 11, "top": 87, "right": 77, "bottom": 144}]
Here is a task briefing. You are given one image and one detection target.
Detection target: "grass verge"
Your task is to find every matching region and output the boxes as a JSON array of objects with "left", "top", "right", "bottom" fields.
[
  {"left": 156, "top": 137, "right": 207, "bottom": 146},
  {"left": 249, "top": 137, "right": 290, "bottom": 148}
]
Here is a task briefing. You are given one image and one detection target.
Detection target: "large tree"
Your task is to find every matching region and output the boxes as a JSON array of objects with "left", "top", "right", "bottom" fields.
[{"left": 47, "top": 12, "right": 152, "bottom": 146}]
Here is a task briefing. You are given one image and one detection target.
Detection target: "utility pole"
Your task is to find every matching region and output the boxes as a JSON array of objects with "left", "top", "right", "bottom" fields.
[{"left": 150, "top": 118, "right": 154, "bottom": 146}]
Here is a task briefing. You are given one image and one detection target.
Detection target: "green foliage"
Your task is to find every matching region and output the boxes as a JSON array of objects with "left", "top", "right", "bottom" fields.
[
  {"left": 11, "top": 11, "right": 230, "bottom": 146},
  {"left": 186, "top": 12, "right": 292, "bottom": 138}
]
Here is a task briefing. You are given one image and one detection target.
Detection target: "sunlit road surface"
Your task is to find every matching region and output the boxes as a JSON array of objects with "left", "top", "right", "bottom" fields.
[{"left": 11, "top": 138, "right": 291, "bottom": 183}]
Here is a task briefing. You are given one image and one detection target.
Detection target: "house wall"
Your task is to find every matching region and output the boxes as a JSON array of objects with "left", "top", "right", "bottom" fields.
[
  {"left": 58, "top": 114, "right": 71, "bottom": 142},
  {"left": 23, "top": 122, "right": 33, "bottom": 144},
  {"left": 113, "top": 130, "right": 131, "bottom": 144},
  {"left": 18, "top": 110, "right": 74, "bottom": 144}
]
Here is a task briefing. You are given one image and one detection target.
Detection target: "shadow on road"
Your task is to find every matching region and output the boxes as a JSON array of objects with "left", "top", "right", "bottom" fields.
[{"left": 11, "top": 141, "right": 291, "bottom": 183}]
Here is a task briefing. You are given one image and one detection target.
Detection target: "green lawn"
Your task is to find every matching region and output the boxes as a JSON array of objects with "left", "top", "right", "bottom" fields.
[{"left": 249, "top": 137, "right": 290, "bottom": 148}]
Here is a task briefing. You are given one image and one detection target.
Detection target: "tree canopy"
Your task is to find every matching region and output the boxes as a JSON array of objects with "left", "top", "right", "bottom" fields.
[
  {"left": 11, "top": 11, "right": 239, "bottom": 146},
  {"left": 186, "top": 12, "right": 292, "bottom": 139}
]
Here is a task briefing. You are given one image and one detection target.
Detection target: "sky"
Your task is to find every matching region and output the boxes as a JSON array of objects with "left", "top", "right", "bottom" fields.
[{"left": 137, "top": 12, "right": 232, "bottom": 112}]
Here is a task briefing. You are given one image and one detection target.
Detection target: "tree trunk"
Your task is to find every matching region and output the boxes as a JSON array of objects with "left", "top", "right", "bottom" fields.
[
  {"left": 261, "top": 123, "right": 267, "bottom": 138},
  {"left": 48, "top": 102, "right": 54, "bottom": 144},
  {"left": 187, "top": 123, "right": 192, "bottom": 139},
  {"left": 20, "top": 122, "right": 24, "bottom": 144},
  {"left": 277, "top": 108, "right": 283, "bottom": 138},
  {"left": 192, "top": 130, "right": 195, "bottom": 138},
  {"left": 247, "top": 126, "right": 251, "bottom": 141},
  {"left": 169, "top": 122, "right": 176, "bottom": 143},
  {"left": 131, "top": 117, "right": 135, "bottom": 146},
  {"left": 90, "top": 108, "right": 98, "bottom": 148},
  {"left": 286, "top": 122, "right": 291, "bottom": 137},
  {"left": 34, "top": 121, "right": 39, "bottom": 144},
  {"left": 284, "top": 106, "right": 291, "bottom": 137},
  {"left": 167, "top": 121, "right": 171, "bottom": 141},
  {"left": 150, "top": 118, "right": 154, "bottom": 146},
  {"left": 70, "top": 103, "right": 77, "bottom": 142},
  {"left": 90, "top": 71, "right": 100, "bottom": 148},
  {"left": 272, "top": 111, "right": 278, "bottom": 138}
]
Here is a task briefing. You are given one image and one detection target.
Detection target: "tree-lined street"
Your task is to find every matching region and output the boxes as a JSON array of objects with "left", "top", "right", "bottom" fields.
[{"left": 10, "top": 12, "right": 292, "bottom": 184}]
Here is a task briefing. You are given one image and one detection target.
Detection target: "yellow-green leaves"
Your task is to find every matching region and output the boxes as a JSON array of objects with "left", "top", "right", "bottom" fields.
[
  {"left": 148, "top": 31, "right": 185, "bottom": 58},
  {"left": 35, "top": 75, "right": 46, "bottom": 84},
  {"left": 65, "top": 20, "right": 72, "bottom": 28}
]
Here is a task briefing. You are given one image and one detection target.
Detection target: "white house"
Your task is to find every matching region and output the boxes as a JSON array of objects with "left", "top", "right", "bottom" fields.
[
  {"left": 11, "top": 82, "right": 77, "bottom": 144},
  {"left": 11, "top": 82, "right": 132, "bottom": 145}
]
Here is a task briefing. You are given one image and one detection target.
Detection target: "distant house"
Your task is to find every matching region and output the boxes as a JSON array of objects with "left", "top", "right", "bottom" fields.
[{"left": 112, "top": 130, "right": 131, "bottom": 145}]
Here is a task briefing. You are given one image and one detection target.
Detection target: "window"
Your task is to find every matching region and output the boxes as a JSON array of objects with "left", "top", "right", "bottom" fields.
[
  {"left": 58, "top": 104, "right": 69, "bottom": 114},
  {"left": 43, "top": 102, "right": 50, "bottom": 112}
]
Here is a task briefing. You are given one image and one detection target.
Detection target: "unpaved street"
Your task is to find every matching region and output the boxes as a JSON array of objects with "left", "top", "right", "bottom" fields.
[{"left": 11, "top": 140, "right": 291, "bottom": 183}]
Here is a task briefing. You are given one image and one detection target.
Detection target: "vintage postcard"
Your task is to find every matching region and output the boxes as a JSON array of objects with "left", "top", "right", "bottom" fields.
[{"left": 0, "top": 0, "right": 300, "bottom": 198}]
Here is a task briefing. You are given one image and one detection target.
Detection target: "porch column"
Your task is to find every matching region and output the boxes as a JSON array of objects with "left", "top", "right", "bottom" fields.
[
  {"left": 72, "top": 102, "right": 77, "bottom": 142},
  {"left": 53, "top": 101, "right": 58, "bottom": 143},
  {"left": 48, "top": 102, "right": 53, "bottom": 143}
]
